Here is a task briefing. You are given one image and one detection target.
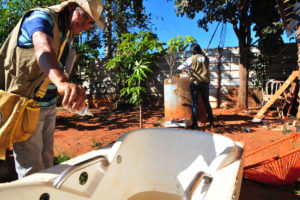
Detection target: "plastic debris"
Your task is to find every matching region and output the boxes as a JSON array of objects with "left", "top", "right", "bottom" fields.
[{"left": 65, "top": 106, "right": 93, "bottom": 117}]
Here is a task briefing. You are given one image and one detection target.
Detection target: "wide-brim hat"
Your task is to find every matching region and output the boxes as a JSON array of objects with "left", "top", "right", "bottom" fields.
[{"left": 50, "top": 0, "right": 105, "bottom": 29}]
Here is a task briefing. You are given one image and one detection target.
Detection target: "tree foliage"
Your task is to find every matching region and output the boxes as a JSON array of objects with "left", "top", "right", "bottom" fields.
[
  {"left": 106, "top": 31, "right": 164, "bottom": 106},
  {"left": 106, "top": 31, "right": 163, "bottom": 128},
  {"left": 166, "top": 35, "right": 196, "bottom": 76},
  {"left": 249, "top": 0, "right": 283, "bottom": 89},
  {"left": 103, "top": 0, "right": 152, "bottom": 58},
  {"left": 250, "top": 0, "right": 283, "bottom": 56},
  {"left": 0, "top": 0, "right": 60, "bottom": 46},
  {"left": 105, "top": 0, "right": 151, "bottom": 37}
]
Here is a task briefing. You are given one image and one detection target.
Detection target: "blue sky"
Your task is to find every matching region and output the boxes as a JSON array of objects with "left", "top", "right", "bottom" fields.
[{"left": 144, "top": 1, "right": 294, "bottom": 50}]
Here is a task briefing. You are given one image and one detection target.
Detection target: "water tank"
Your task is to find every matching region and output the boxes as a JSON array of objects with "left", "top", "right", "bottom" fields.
[
  {"left": 164, "top": 77, "right": 207, "bottom": 128},
  {"left": 164, "top": 77, "right": 192, "bottom": 127}
]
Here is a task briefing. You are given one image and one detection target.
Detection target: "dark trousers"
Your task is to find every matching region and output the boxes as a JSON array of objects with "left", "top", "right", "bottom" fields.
[{"left": 190, "top": 82, "right": 214, "bottom": 125}]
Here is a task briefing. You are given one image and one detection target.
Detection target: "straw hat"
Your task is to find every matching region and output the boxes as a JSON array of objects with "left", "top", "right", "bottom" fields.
[{"left": 51, "top": 0, "right": 105, "bottom": 29}]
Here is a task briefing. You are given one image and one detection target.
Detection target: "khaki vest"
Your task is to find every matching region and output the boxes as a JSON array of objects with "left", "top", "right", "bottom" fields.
[
  {"left": 0, "top": 2, "right": 73, "bottom": 99},
  {"left": 190, "top": 54, "right": 210, "bottom": 83}
]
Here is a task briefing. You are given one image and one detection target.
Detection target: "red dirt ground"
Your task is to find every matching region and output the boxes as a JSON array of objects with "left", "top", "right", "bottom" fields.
[{"left": 54, "top": 105, "right": 299, "bottom": 200}]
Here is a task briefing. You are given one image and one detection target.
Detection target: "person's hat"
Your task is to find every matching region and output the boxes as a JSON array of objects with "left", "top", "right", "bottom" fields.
[
  {"left": 51, "top": 0, "right": 105, "bottom": 29},
  {"left": 73, "top": 0, "right": 104, "bottom": 29}
]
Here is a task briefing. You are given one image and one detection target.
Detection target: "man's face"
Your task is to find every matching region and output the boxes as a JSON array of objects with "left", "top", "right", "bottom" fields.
[{"left": 69, "top": 7, "right": 95, "bottom": 34}]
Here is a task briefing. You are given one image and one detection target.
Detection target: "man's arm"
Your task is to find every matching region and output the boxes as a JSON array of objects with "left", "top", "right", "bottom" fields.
[
  {"left": 32, "top": 31, "right": 86, "bottom": 111},
  {"left": 177, "top": 57, "right": 192, "bottom": 71}
]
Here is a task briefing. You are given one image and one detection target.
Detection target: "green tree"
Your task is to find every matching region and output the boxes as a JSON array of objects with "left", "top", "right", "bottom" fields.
[
  {"left": 103, "top": 0, "right": 152, "bottom": 59},
  {"left": 251, "top": 0, "right": 283, "bottom": 57},
  {"left": 170, "top": 0, "right": 282, "bottom": 109},
  {"left": 106, "top": 31, "right": 163, "bottom": 128},
  {"left": 249, "top": 0, "right": 284, "bottom": 89},
  {"left": 0, "top": 0, "right": 59, "bottom": 46},
  {"left": 166, "top": 35, "right": 196, "bottom": 76}
]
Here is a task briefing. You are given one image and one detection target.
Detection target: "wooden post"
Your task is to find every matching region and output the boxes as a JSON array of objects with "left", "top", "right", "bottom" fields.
[
  {"left": 276, "top": 0, "right": 288, "bottom": 28},
  {"left": 253, "top": 70, "right": 300, "bottom": 121}
]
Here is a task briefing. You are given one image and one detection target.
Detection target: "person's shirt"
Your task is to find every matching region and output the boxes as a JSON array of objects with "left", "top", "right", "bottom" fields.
[
  {"left": 177, "top": 55, "right": 206, "bottom": 71},
  {"left": 18, "top": 10, "right": 69, "bottom": 107},
  {"left": 177, "top": 54, "right": 210, "bottom": 83}
]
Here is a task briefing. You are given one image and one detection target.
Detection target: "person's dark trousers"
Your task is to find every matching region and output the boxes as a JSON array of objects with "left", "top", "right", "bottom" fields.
[{"left": 190, "top": 81, "right": 214, "bottom": 126}]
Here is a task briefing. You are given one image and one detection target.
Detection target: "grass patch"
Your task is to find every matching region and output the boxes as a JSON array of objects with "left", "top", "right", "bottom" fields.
[
  {"left": 153, "top": 117, "right": 164, "bottom": 127},
  {"left": 54, "top": 152, "right": 70, "bottom": 165},
  {"left": 153, "top": 122, "right": 161, "bottom": 127}
]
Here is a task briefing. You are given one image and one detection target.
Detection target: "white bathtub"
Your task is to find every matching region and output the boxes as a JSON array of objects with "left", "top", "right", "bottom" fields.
[{"left": 0, "top": 128, "right": 243, "bottom": 200}]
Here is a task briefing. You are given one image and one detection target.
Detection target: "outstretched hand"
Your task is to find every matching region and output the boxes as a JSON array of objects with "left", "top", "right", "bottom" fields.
[{"left": 57, "top": 82, "right": 86, "bottom": 111}]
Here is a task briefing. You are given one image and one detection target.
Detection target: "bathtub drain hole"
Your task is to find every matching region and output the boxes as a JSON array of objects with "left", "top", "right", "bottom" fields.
[{"left": 39, "top": 193, "right": 50, "bottom": 200}]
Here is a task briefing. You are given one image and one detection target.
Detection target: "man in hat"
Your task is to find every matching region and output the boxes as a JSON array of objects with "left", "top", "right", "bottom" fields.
[
  {"left": 177, "top": 43, "right": 215, "bottom": 129},
  {"left": 0, "top": 0, "right": 104, "bottom": 178}
]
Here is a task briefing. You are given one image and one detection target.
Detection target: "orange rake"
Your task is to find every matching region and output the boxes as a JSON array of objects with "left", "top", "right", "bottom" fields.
[{"left": 243, "top": 133, "right": 300, "bottom": 186}]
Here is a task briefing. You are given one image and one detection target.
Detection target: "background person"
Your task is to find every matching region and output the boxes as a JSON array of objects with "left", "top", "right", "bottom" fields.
[
  {"left": 0, "top": 0, "right": 104, "bottom": 178},
  {"left": 177, "top": 43, "right": 215, "bottom": 129}
]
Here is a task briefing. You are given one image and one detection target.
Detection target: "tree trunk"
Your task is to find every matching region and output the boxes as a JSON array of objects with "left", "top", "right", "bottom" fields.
[
  {"left": 238, "top": 62, "right": 249, "bottom": 109},
  {"left": 236, "top": 1, "right": 251, "bottom": 109},
  {"left": 237, "top": 46, "right": 250, "bottom": 109},
  {"left": 105, "top": 0, "right": 113, "bottom": 59}
]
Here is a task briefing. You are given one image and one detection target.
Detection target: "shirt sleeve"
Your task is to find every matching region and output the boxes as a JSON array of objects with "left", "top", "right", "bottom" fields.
[
  {"left": 177, "top": 57, "right": 193, "bottom": 70},
  {"left": 18, "top": 10, "right": 54, "bottom": 47},
  {"left": 197, "top": 56, "right": 206, "bottom": 62}
]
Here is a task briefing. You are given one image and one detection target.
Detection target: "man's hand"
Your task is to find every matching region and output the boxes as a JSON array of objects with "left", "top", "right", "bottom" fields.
[{"left": 57, "top": 82, "right": 86, "bottom": 111}]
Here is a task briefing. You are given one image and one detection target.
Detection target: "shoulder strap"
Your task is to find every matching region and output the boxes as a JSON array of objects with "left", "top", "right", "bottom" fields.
[{"left": 35, "top": 31, "right": 70, "bottom": 99}]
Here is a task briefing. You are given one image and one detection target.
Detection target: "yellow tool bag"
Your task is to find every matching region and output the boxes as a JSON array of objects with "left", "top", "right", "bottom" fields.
[
  {"left": 0, "top": 91, "right": 40, "bottom": 160},
  {"left": 0, "top": 77, "right": 51, "bottom": 160}
]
